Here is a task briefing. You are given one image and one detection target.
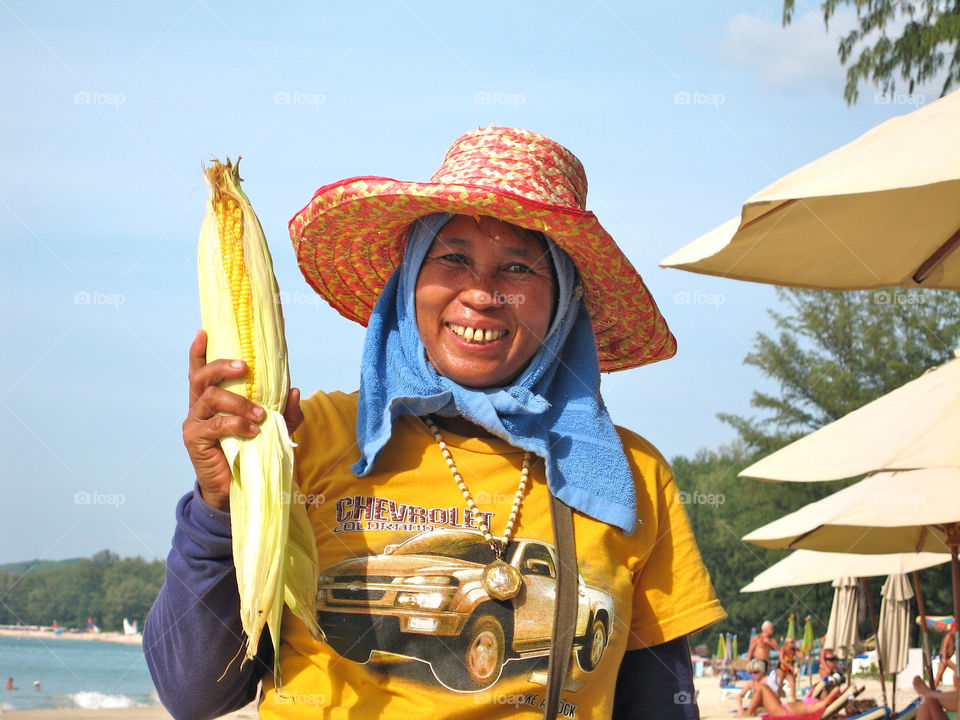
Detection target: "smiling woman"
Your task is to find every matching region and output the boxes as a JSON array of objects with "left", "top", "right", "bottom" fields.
[{"left": 145, "top": 126, "right": 725, "bottom": 720}]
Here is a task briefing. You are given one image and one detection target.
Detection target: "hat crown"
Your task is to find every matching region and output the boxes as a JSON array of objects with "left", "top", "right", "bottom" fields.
[{"left": 430, "top": 126, "right": 588, "bottom": 210}]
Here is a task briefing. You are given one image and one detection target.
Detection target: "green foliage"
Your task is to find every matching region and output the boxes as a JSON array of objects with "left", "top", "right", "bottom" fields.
[
  {"left": 723, "top": 287, "right": 960, "bottom": 453},
  {"left": 0, "top": 550, "right": 164, "bottom": 632},
  {"left": 680, "top": 286, "right": 960, "bottom": 650},
  {"left": 783, "top": 0, "right": 960, "bottom": 104}
]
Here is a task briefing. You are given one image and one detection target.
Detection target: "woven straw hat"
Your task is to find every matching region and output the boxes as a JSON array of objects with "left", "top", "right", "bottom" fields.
[{"left": 289, "top": 126, "right": 676, "bottom": 371}]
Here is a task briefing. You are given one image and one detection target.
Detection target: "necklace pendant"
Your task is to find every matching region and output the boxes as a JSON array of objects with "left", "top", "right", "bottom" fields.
[{"left": 482, "top": 558, "right": 522, "bottom": 601}]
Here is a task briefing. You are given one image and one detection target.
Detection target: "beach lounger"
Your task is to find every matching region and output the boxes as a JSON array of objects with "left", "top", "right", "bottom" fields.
[{"left": 890, "top": 698, "right": 920, "bottom": 720}]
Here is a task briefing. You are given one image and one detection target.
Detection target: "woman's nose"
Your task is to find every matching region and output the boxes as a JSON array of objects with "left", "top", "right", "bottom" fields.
[{"left": 458, "top": 269, "right": 504, "bottom": 309}]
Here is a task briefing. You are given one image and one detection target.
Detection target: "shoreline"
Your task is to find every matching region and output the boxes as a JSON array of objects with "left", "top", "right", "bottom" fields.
[{"left": 0, "top": 628, "right": 141, "bottom": 646}]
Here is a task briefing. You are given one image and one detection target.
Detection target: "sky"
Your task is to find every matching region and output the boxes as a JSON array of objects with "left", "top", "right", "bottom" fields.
[{"left": 0, "top": 1, "right": 943, "bottom": 564}]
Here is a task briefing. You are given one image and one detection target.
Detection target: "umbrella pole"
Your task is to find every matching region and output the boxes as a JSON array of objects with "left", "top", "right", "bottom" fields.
[
  {"left": 863, "top": 577, "right": 888, "bottom": 707},
  {"left": 950, "top": 532, "right": 960, "bottom": 692},
  {"left": 913, "top": 571, "right": 934, "bottom": 686}
]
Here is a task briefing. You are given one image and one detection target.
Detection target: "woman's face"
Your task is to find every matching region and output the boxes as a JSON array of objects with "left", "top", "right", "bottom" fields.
[{"left": 415, "top": 215, "right": 556, "bottom": 388}]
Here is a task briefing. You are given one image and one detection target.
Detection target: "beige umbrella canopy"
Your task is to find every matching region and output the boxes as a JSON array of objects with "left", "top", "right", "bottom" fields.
[
  {"left": 660, "top": 89, "right": 960, "bottom": 290},
  {"left": 740, "top": 550, "right": 949, "bottom": 592},
  {"left": 742, "top": 468, "right": 960, "bottom": 553},
  {"left": 740, "top": 353, "right": 960, "bottom": 482},
  {"left": 824, "top": 576, "right": 861, "bottom": 661}
]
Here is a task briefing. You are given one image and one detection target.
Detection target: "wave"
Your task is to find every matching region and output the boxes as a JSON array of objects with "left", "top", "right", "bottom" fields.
[
  {"left": 1, "top": 701, "right": 16, "bottom": 712},
  {"left": 71, "top": 691, "right": 139, "bottom": 709}
]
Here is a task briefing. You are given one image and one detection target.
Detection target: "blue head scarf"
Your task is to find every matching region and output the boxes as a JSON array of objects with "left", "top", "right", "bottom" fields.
[{"left": 352, "top": 213, "right": 637, "bottom": 533}]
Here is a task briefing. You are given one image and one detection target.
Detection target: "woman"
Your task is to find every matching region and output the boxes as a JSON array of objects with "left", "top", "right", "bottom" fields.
[
  {"left": 738, "top": 681, "right": 845, "bottom": 717},
  {"left": 146, "top": 127, "right": 725, "bottom": 719}
]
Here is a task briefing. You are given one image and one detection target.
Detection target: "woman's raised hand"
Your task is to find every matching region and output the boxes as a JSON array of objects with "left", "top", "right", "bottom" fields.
[{"left": 182, "top": 329, "right": 303, "bottom": 511}]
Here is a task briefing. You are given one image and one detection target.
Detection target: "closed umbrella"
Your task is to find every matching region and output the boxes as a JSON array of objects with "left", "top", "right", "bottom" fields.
[
  {"left": 802, "top": 616, "right": 814, "bottom": 654},
  {"left": 878, "top": 573, "right": 914, "bottom": 713},
  {"left": 824, "top": 576, "right": 861, "bottom": 662},
  {"left": 660, "top": 89, "right": 960, "bottom": 290},
  {"left": 880, "top": 574, "right": 914, "bottom": 675},
  {"left": 786, "top": 612, "right": 796, "bottom": 640}
]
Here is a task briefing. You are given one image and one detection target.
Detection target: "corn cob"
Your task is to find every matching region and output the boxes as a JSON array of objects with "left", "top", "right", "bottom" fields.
[{"left": 197, "top": 158, "right": 320, "bottom": 675}]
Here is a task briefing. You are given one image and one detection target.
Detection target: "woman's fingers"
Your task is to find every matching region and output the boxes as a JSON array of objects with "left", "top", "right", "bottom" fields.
[{"left": 285, "top": 388, "right": 304, "bottom": 436}]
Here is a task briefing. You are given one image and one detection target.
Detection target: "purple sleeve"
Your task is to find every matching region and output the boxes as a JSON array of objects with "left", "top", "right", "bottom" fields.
[
  {"left": 143, "top": 488, "right": 273, "bottom": 720},
  {"left": 613, "top": 636, "right": 699, "bottom": 720}
]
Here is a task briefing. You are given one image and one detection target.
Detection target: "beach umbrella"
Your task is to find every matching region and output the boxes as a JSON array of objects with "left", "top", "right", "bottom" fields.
[
  {"left": 802, "top": 616, "right": 815, "bottom": 654},
  {"left": 660, "top": 89, "right": 960, "bottom": 290},
  {"left": 786, "top": 613, "right": 796, "bottom": 641},
  {"left": 717, "top": 632, "right": 726, "bottom": 659},
  {"left": 732, "top": 635, "right": 738, "bottom": 659},
  {"left": 742, "top": 469, "right": 960, "bottom": 554},
  {"left": 879, "top": 574, "right": 913, "bottom": 674},
  {"left": 824, "top": 577, "right": 861, "bottom": 661},
  {"left": 743, "top": 468, "right": 960, "bottom": 684},
  {"left": 740, "top": 550, "right": 950, "bottom": 592},
  {"left": 918, "top": 615, "right": 955, "bottom": 632},
  {"left": 739, "top": 352, "right": 960, "bottom": 483},
  {"left": 878, "top": 573, "right": 914, "bottom": 713}
]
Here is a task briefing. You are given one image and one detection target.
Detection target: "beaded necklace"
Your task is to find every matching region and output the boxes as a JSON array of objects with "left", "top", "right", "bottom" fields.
[{"left": 424, "top": 416, "right": 530, "bottom": 600}]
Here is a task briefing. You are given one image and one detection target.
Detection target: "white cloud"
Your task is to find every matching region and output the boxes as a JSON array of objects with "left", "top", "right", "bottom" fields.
[{"left": 716, "top": 8, "right": 857, "bottom": 90}]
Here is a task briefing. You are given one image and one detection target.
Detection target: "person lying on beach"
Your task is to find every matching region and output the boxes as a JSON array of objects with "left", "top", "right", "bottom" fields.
[
  {"left": 737, "top": 681, "right": 844, "bottom": 717},
  {"left": 914, "top": 675, "right": 959, "bottom": 720},
  {"left": 737, "top": 659, "right": 776, "bottom": 708}
]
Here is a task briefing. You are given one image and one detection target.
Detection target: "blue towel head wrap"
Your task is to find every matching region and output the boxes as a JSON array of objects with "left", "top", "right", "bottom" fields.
[{"left": 353, "top": 213, "right": 637, "bottom": 533}]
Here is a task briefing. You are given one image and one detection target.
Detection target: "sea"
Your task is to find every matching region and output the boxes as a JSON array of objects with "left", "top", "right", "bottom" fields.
[{"left": 0, "top": 635, "right": 160, "bottom": 712}]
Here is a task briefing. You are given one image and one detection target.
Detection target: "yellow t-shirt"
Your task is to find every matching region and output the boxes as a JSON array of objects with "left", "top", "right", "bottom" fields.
[{"left": 260, "top": 391, "right": 725, "bottom": 719}]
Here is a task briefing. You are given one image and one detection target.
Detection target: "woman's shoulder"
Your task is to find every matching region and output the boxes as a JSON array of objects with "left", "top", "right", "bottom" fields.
[
  {"left": 612, "top": 425, "right": 671, "bottom": 471},
  {"left": 295, "top": 390, "right": 359, "bottom": 440}
]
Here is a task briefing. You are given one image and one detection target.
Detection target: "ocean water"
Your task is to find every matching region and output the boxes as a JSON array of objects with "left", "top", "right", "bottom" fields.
[{"left": 0, "top": 635, "right": 160, "bottom": 712}]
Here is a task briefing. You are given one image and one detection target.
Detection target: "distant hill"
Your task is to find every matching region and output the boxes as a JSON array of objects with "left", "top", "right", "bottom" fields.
[{"left": 0, "top": 558, "right": 84, "bottom": 574}]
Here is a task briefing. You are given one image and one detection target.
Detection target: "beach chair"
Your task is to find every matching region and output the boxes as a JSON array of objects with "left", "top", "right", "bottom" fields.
[{"left": 890, "top": 698, "right": 920, "bottom": 720}]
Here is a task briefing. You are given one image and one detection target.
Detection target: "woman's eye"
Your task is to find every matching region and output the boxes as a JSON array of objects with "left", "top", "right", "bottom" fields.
[
  {"left": 439, "top": 253, "right": 471, "bottom": 265},
  {"left": 504, "top": 262, "right": 534, "bottom": 274}
]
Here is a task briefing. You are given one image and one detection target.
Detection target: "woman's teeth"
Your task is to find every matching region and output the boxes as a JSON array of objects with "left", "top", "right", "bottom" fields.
[{"left": 448, "top": 323, "right": 507, "bottom": 343}]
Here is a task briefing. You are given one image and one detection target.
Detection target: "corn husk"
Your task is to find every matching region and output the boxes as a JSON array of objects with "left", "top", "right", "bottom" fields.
[{"left": 197, "top": 158, "right": 320, "bottom": 678}]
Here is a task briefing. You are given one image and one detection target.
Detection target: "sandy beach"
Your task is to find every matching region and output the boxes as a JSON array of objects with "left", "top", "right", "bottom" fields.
[{"left": 0, "top": 675, "right": 915, "bottom": 719}]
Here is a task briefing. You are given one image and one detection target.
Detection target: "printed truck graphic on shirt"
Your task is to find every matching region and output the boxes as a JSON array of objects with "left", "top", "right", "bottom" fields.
[{"left": 316, "top": 529, "right": 614, "bottom": 691}]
